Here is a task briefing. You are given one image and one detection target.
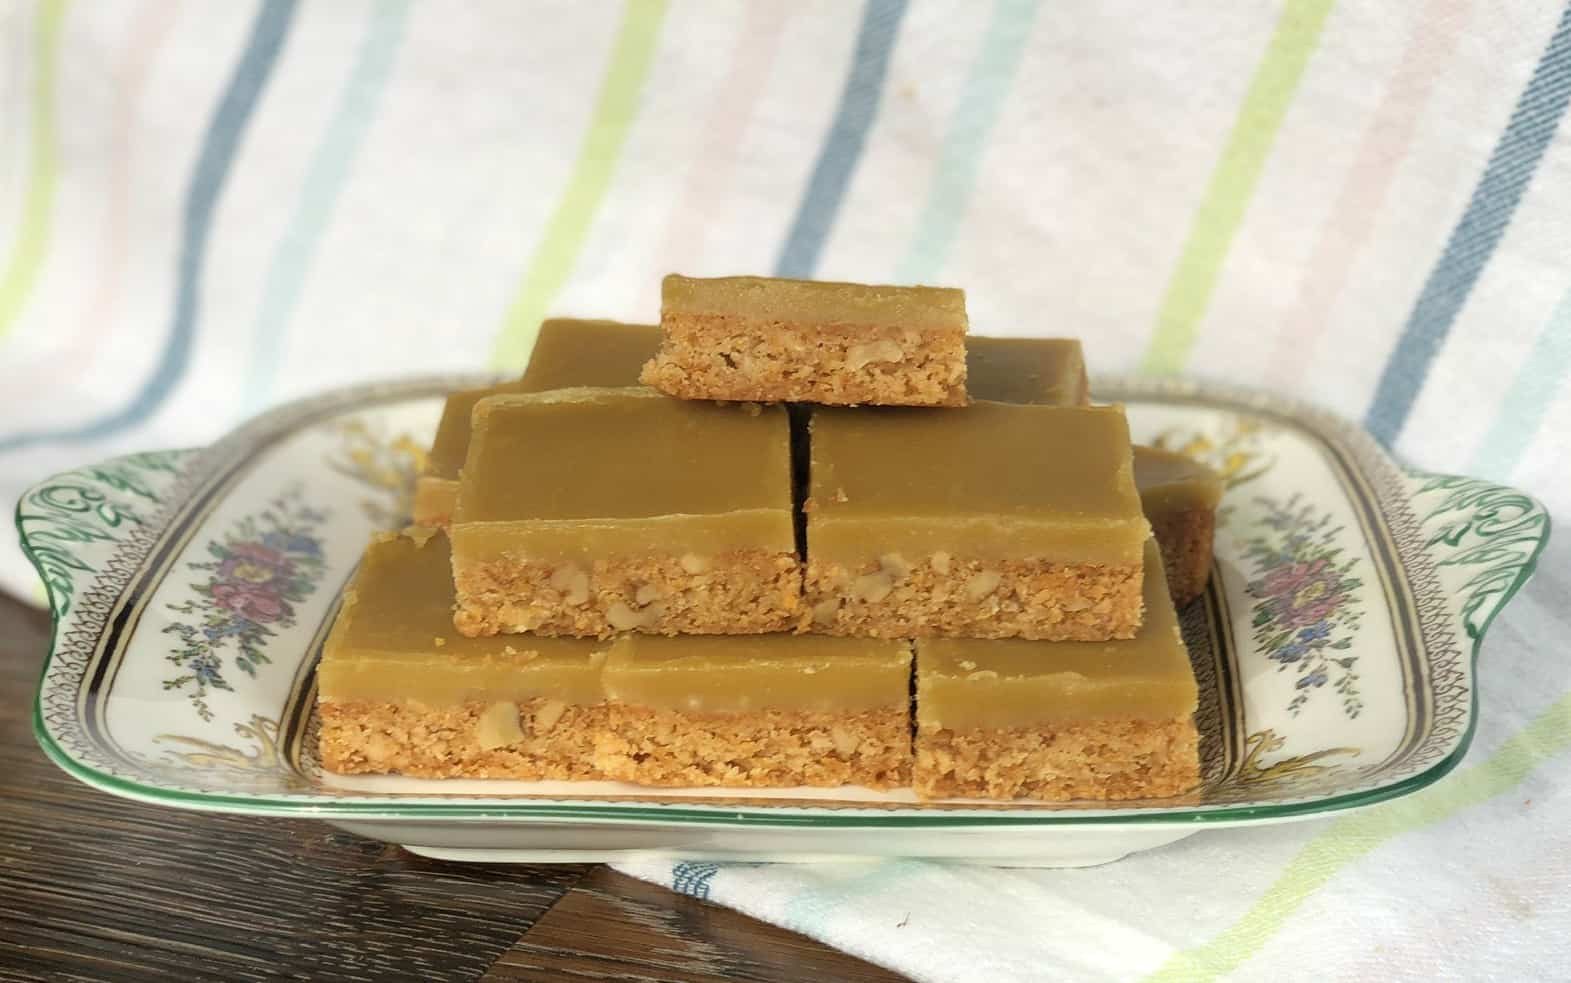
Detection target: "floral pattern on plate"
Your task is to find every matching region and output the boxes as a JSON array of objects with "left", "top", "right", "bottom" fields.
[
  {"left": 163, "top": 488, "right": 330, "bottom": 720},
  {"left": 1240, "top": 495, "right": 1366, "bottom": 718}
]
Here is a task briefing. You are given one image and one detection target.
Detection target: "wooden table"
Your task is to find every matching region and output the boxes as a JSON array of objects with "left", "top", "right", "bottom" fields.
[{"left": 0, "top": 593, "right": 906, "bottom": 982}]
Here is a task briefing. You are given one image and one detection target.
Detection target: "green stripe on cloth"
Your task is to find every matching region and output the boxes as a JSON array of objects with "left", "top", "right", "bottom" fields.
[
  {"left": 0, "top": 0, "right": 67, "bottom": 343},
  {"left": 0, "top": 0, "right": 298, "bottom": 453},
  {"left": 1140, "top": 0, "right": 1336, "bottom": 375},
  {"left": 1145, "top": 691, "right": 1571, "bottom": 981},
  {"left": 489, "top": 0, "right": 669, "bottom": 370}
]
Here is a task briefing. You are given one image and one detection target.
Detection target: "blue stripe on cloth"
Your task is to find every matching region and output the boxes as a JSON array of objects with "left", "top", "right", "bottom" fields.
[
  {"left": 0, "top": 0, "right": 297, "bottom": 453},
  {"left": 1469, "top": 282, "right": 1571, "bottom": 477},
  {"left": 773, "top": 0, "right": 908, "bottom": 278},
  {"left": 670, "top": 861, "right": 722, "bottom": 899},
  {"left": 895, "top": 0, "right": 1038, "bottom": 284},
  {"left": 1363, "top": 1, "right": 1571, "bottom": 447},
  {"left": 239, "top": 0, "right": 409, "bottom": 416}
]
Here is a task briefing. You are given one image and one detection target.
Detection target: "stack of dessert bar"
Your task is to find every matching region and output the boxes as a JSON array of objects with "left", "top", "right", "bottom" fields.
[{"left": 317, "top": 276, "right": 1223, "bottom": 801}]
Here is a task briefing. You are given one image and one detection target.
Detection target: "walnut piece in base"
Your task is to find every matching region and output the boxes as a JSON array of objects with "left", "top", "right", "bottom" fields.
[
  {"left": 802, "top": 554, "right": 1143, "bottom": 641},
  {"left": 914, "top": 716, "right": 1199, "bottom": 801},
  {"left": 319, "top": 700, "right": 609, "bottom": 780},
  {"left": 597, "top": 633, "right": 913, "bottom": 788},
  {"left": 596, "top": 705, "right": 911, "bottom": 789},
  {"left": 452, "top": 549, "right": 802, "bottom": 639}
]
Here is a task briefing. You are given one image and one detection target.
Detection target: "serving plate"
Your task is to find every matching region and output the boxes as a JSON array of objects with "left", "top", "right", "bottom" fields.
[{"left": 22, "top": 375, "right": 1548, "bottom": 867}]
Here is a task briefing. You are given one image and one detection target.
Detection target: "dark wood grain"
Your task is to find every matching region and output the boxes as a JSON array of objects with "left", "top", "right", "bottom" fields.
[
  {"left": 0, "top": 592, "right": 909, "bottom": 982},
  {"left": 0, "top": 586, "right": 585, "bottom": 981}
]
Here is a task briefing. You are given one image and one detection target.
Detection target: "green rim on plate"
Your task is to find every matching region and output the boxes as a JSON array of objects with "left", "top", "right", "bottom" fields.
[{"left": 22, "top": 375, "right": 1550, "bottom": 827}]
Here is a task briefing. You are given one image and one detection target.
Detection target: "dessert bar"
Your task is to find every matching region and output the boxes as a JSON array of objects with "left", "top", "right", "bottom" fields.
[
  {"left": 912, "top": 541, "right": 1199, "bottom": 800},
  {"left": 450, "top": 387, "right": 801, "bottom": 638},
  {"left": 1133, "top": 446, "right": 1223, "bottom": 607},
  {"left": 803, "top": 402, "right": 1148, "bottom": 640},
  {"left": 641, "top": 274, "right": 968, "bottom": 406},
  {"left": 317, "top": 529, "right": 609, "bottom": 779},
  {"left": 595, "top": 633, "right": 912, "bottom": 788}
]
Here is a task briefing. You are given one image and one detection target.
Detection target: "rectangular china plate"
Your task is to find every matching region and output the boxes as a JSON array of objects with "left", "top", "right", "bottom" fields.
[{"left": 23, "top": 376, "right": 1548, "bottom": 840}]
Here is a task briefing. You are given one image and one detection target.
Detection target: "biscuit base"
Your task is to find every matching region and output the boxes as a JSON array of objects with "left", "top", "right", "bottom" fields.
[
  {"left": 1149, "top": 507, "right": 1214, "bottom": 608},
  {"left": 318, "top": 700, "right": 607, "bottom": 779},
  {"left": 641, "top": 314, "right": 967, "bottom": 406},
  {"left": 913, "top": 716, "right": 1200, "bottom": 801},
  {"left": 803, "top": 555, "right": 1143, "bottom": 640},
  {"left": 411, "top": 476, "right": 458, "bottom": 529},
  {"left": 594, "top": 704, "right": 911, "bottom": 789},
  {"left": 453, "top": 549, "right": 802, "bottom": 639}
]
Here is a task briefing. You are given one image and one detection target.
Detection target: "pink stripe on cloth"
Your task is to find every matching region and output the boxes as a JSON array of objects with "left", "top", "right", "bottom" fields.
[
  {"left": 11, "top": 1, "right": 183, "bottom": 398},
  {"left": 654, "top": 4, "right": 790, "bottom": 270},
  {"left": 1264, "top": 0, "right": 1472, "bottom": 386}
]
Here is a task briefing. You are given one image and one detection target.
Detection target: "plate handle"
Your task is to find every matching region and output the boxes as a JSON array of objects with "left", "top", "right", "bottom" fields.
[
  {"left": 1403, "top": 471, "right": 1551, "bottom": 643},
  {"left": 15, "top": 449, "right": 198, "bottom": 619}
]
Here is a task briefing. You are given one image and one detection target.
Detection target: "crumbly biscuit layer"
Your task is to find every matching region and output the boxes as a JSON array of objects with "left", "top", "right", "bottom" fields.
[
  {"left": 453, "top": 550, "right": 802, "bottom": 639},
  {"left": 802, "top": 555, "right": 1142, "bottom": 640},
  {"left": 641, "top": 314, "right": 967, "bottom": 406},
  {"left": 319, "top": 699, "right": 607, "bottom": 779},
  {"left": 594, "top": 705, "right": 911, "bottom": 789},
  {"left": 913, "top": 715, "right": 1199, "bottom": 801}
]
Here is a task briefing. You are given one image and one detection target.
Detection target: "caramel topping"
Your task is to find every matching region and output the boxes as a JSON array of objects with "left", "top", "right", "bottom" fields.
[
  {"left": 458, "top": 388, "right": 792, "bottom": 523},
  {"left": 453, "top": 387, "right": 795, "bottom": 560},
  {"left": 966, "top": 337, "right": 1087, "bottom": 406},
  {"left": 518, "top": 318, "right": 659, "bottom": 392},
  {"left": 603, "top": 633, "right": 911, "bottom": 714},
  {"left": 1134, "top": 445, "right": 1225, "bottom": 515},
  {"left": 663, "top": 274, "right": 967, "bottom": 333},
  {"left": 318, "top": 530, "right": 605, "bottom": 705},
  {"left": 424, "top": 319, "right": 657, "bottom": 482},
  {"left": 808, "top": 402, "right": 1147, "bottom": 565},
  {"left": 426, "top": 381, "right": 528, "bottom": 481}
]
